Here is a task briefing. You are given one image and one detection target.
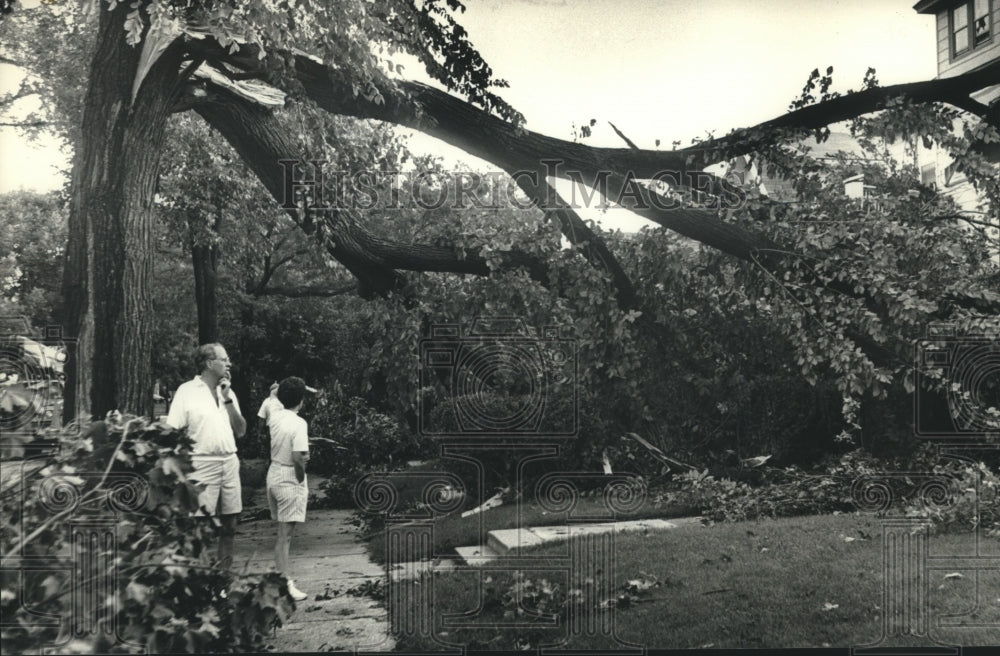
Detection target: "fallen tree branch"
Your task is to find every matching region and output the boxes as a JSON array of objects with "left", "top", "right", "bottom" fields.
[
  {"left": 193, "top": 87, "right": 554, "bottom": 297},
  {"left": 184, "top": 41, "right": 1000, "bottom": 338},
  {"left": 191, "top": 44, "right": 1000, "bottom": 320}
]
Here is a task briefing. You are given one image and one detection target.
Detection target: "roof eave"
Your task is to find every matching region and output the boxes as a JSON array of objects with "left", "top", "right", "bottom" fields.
[{"left": 913, "top": 0, "right": 953, "bottom": 15}]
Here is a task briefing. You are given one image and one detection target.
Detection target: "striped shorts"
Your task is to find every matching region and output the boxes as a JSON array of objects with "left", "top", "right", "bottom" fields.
[{"left": 266, "top": 463, "right": 308, "bottom": 523}]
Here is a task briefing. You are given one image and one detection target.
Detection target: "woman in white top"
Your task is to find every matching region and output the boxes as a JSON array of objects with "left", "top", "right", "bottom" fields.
[{"left": 266, "top": 376, "right": 310, "bottom": 601}]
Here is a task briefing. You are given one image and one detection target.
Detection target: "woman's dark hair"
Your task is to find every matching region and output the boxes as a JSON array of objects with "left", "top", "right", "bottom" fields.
[{"left": 277, "top": 376, "right": 307, "bottom": 409}]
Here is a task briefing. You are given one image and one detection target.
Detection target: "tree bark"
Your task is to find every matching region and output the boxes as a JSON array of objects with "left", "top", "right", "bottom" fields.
[
  {"left": 191, "top": 239, "right": 219, "bottom": 344},
  {"left": 191, "top": 194, "right": 222, "bottom": 344},
  {"left": 62, "top": 6, "right": 182, "bottom": 420}
]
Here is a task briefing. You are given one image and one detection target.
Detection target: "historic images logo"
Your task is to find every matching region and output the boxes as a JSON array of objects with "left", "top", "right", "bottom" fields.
[{"left": 279, "top": 159, "right": 748, "bottom": 213}]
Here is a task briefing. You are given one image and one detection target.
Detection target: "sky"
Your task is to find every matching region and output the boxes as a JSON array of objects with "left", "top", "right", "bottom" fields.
[
  {"left": 0, "top": 0, "right": 939, "bottom": 228},
  {"left": 412, "top": 0, "right": 937, "bottom": 151}
]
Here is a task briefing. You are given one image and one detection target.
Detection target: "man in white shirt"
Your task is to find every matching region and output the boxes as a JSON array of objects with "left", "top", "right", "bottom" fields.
[
  {"left": 166, "top": 343, "right": 247, "bottom": 570},
  {"left": 255, "top": 381, "right": 283, "bottom": 457},
  {"left": 266, "top": 376, "right": 310, "bottom": 601}
]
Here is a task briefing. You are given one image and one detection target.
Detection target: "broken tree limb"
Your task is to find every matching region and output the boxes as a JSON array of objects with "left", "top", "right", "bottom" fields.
[
  {"left": 624, "top": 432, "right": 697, "bottom": 472},
  {"left": 188, "top": 45, "right": 1000, "bottom": 321},
  {"left": 193, "top": 86, "right": 555, "bottom": 296}
]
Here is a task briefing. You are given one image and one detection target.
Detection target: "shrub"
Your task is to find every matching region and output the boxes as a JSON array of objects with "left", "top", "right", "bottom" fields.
[
  {"left": 898, "top": 453, "right": 1000, "bottom": 536},
  {"left": 422, "top": 389, "right": 578, "bottom": 441},
  {"left": 659, "top": 447, "right": 998, "bottom": 537},
  {"left": 422, "top": 389, "right": 627, "bottom": 492},
  {"left": 310, "top": 394, "right": 426, "bottom": 507},
  {"left": 659, "top": 449, "right": 882, "bottom": 523},
  {"left": 0, "top": 414, "right": 293, "bottom": 654}
]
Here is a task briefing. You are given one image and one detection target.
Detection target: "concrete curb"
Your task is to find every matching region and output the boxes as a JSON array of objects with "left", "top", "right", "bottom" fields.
[{"left": 392, "top": 516, "right": 704, "bottom": 578}]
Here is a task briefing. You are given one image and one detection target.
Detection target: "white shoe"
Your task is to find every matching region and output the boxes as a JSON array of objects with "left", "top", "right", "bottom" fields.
[{"left": 287, "top": 579, "right": 308, "bottom": 602}]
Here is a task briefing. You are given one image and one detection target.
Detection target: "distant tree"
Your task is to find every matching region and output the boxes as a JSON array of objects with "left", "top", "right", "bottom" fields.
[{"left": 0, "top": 190, "right": 67, "bottom": 329}]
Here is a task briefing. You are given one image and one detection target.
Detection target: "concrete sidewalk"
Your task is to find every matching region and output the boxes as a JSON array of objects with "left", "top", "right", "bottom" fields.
[
  {"left": 234, "top": 508, "right": 394, "bottom": 653},
  {"left": 233, "top": 477, "right": 701, "bottom": 651}
]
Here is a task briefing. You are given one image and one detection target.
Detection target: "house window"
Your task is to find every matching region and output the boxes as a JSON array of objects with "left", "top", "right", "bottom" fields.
[
  {"left": 952, "top": 0, "right": 993, "bottom": 57},
  {"left": 921, "top": 163, "right": 937, "bottom": 187},
  {"left": 974, "top": 0, "right": 992, "bottom": 44},
  {"left": 954, "top": 5, "right": 970, "bottom": 53}
]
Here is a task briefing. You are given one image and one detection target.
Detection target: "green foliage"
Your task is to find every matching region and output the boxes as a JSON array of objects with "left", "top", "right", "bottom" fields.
[
  {"left": 310, "top": 392, "right": 424, "bottom": 507},
  {"left": 7, "top": 0, "right": 999, "bottom": 479},
  {"left": 0, "top": 414, "right": 293, "bottom": 653},
  {"left": 100, "top": 0, "right": 522, "bottom": 123},
  {"left": 663, "top": 458, "right": 861, "bottom": 524},
  {"left": 660, "top": 446, "right": 999, "bottom": 537},
  {"left": 150, "top": 113, "right": 405, "bottom": 408},
  {"left": 898, "top": 448, "right": 1000, "bottom": 536},
  {"left": 344, "top": 577, "right": 386, "bottom": 602},
  {"left": 0, "top": 0, "right": 92, "bottom": 147},
  {"left": 618, "top": 230, "right": 846, "bottom": 464},
  {"left": 0, "top": 191, "right": 68, "bottom": 329},
  {"left": 674, "top": 98, "right": 999, "bottom": 439}
]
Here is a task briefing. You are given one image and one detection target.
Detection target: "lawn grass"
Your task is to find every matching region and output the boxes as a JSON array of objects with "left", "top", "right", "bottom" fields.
[
  {"left": 389, "top": 513, "right": 1000, "bottom": 650},
  {"left": 365, "top": 494, "right": 698, "bottom": 564}
]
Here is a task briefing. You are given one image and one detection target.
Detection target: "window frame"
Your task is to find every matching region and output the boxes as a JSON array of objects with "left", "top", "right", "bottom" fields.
[{"left": 950, "top": 0, "right": 994, "bottom": 60}]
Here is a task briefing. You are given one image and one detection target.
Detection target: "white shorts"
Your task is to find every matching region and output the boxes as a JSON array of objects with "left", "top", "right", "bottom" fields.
[
  {"left": 267, "top": 463, "right": 308, "bottom": 523},
  {"left": 190, "top": 454, "right": 243, "bottom": 516}
]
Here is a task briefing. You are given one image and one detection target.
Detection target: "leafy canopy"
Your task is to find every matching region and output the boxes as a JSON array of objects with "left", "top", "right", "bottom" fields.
[{"left": 105, "top": 0, "right": 522, "bottom": 122}]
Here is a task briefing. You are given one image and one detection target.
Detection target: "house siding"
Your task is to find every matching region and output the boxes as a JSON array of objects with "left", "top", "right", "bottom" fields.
[
  {"left": 937, "top": 1, "right": 1000, "bottom": 79},
  {"left": 936, "top": 11, "right": 949, "bottom": 64},
  {"left": 922, "top": 1, "right": 1000, "bottom": 203},
  {"left": 917, "top": 1, "right": 1000, "bottom": 261}
]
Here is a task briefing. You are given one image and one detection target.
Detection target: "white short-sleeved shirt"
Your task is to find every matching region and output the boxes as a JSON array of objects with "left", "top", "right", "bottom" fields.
[
  {"left": 257, "top": 396, "right": 284, "bottom": 422},
  {"left": 166, "top": 376, "right": 241, "bottom": 457},
  {"left": 268, "top": 409, "right": 308, "bottom": 466}
]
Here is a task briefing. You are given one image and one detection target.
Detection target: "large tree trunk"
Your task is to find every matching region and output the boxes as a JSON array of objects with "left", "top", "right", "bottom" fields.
[{"left": 62, "top": 6, "right": 182, "bottom": 420}]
